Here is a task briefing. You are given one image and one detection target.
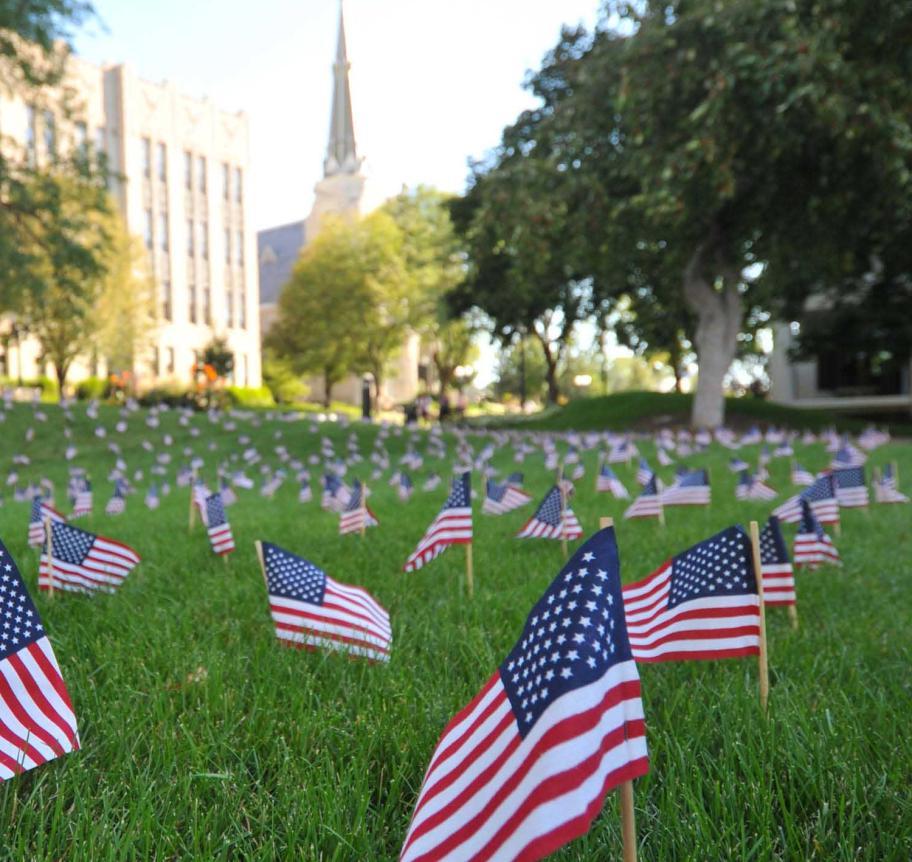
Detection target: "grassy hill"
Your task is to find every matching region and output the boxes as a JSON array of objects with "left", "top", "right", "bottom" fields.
[{"left": 475, "top": 391, "right": 905, "bottom": 433}]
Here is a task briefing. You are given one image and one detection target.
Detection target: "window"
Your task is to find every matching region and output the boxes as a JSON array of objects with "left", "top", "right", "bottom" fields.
[
  {"left": 224, "top": 228, "right": 231, "bottom": 264},
  {"left": 197, "top": 155, "right": 207, "bottom": 193},
  {"left": 166, "top": 347, "right": 175, "bottom": 374},
  {"left": 184, "top": 150, "right": 192, "bottom": 190},
  {"left": 142, "top": 137, "right": 151, "bottom": 178},
  {"left": 235, "top": 230, "right": 244, "bottom": 266},
  {"left": 188, "top": 275, "right": 197, "bottom": 323},
  {"left": 226, "top": 290, "right": 234, "bottom": 328},
  {"left": 159, "top": 212, "right": 169, "bottom": 251},
  {"left": 242, "top": 353, "right": 249, "bottom": 386},
  {"left": 186, "top": 219, "right": 194, "bottom": 256},
  {"left": 156, "top": 142, "right": 167, "bottom": 181},
  {"left": 200, "top": 221, "right": 208, "bottom": 260},
  {"left": 153, "top": 346, "right": 160, "bottom": 375},
  {"left": 75, "top": 122, "right": 88, "bottom": 153},
  {"left": 25, "top": 105, "right": 37, "bottom": 164},
  {"left": 96, "top": 126, "right": 106, "bottom": 154},
  {"left": 203, "top": 286, "right": 211, "bottom": 325},
  {"left": 238, "top": 290, "right": 246, "bottom": 329},
  {"left": 234, "top": 167, "right": 243, "bottom": 203},
  {"left": 143, "top": 209, "right": 153, "bottom": 250},
  {"left": 161, "top": 280, "right": 172, "bottom": 321},
  {"left": 222, "top": 162, "right": 230, "bottom": 200},
  {"left": 43, "top": 111, "right": 55, "bottom": 159}
]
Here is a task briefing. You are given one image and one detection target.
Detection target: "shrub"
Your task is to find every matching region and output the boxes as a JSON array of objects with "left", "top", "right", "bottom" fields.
[
  {"left": 75, "top": 377, "right": 108, "bottom": 401},
  {"left": 262, "top": 351, "right": 309, "bottom": 404},
  {"left": 137, "top": 385, "right": 198, "bottom": 409},
  {"left": 225, "top": 386, "right": 275, "bottom": 408}
]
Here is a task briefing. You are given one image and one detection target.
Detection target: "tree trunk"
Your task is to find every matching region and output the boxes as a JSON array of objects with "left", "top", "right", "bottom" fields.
[
  {"left": 519, "top": 337, "right": 527, "bottom": 409},
  {"left": 54, "top": 359, "right": 69, "bottom": 397},
  {"left": 532, "top": 330, "right": 561, "bottom": 405},
  {"left": 683, "top": 243, "right": 743, "bottom": 429},
  {"left": 323, "top": 370, "right": 333, "bottom": 408}
]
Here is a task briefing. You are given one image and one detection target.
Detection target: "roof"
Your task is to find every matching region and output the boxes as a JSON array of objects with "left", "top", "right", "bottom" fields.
[{"left": 257, "top": 220, "right": 306, "bottom": 305}]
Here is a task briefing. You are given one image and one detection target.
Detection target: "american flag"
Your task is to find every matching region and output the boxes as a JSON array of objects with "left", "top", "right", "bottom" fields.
[
  {"left": 874, "top": 465, "right": 908, "bottom": 504},
  {"left": 298, "top": 480, "right": 313, "bottom": 503},
  {"left": 656, "top": 447, "right": 674, "bottom": 467},
  {"left": 192, "top": 479, "right": 210, "bottom": 525},
  {"left": 759, "top": 516, "right": 795, "bottom": 606},
  {"left": 339, "top": 482, "right": 379, "bottom": 535},
  {"left": 422, "top": 473, "right": 442, "bottom": 493},
  {"left": 398, "top": 472, "right": 414, "bottom": 503},
  {"left": 321, "top": 473, "right": 351, "bottom": 512},
  {"left": 623, "top": 476, "right": 663, "bottom": 520},
  {"left": 516, "top": 485, "right": 583, "bottom": 540},
  {"left": 0, "top": 539, "right": 80, "bottom": 781},
  {"left": 636, "top": 458, "right": 653, "bottom": 486},
  {"left": 729, "top": 457, "right": 749, "bottom": 473},
  {"left": 790, "top": 462, "right": 815, "bottom": 486},
  {"left": 622, "top": 525, "right": 760, "bottom": 662},
  {"left": 399, "top": 526, "right": 648, "bottom": 862},
  {"left": 735, "top": 471, "right": 777, "bottom": 501},
  {"left": 28, "top": 498, "right": 65, "bottom": 547},
  {"left": 39, "top": 522, "right": 141, "bottom": 595},
  {"left": 773, "top": 474, "right": 839, "bottom": 524},
  {"left": 832, "top": 467, "right": 869, "bottom": 508},
  {"left": 482, "top": 479, "right": 533, "bottom": 515},
  {"left": 205, "top": 493, "right": 235, "bottom": 556},
  {"left": 794, "top": 500, "right": 840, "bottom": 567},
  {"left": 661, "top": 469, "right": 711, "bottom": 506},
  {"left": 831, "top": 443, "right": 866, "bottom": 469},
  {"left": 607, "top": 440, "right": 634, "bottom": 464},
  {"left": 596, "top": 463, "right": 629, "bottom": 498},
  {"left": 219, "top": 479, "right": 237, "bottom": 506},
  {"left": 741, "top": 427, "right": 762, "bottom": 446},
  {"left": 104, "top": 482, "right": 126, "bottom": 516},
  {"left": 262, "top": 542, "right": 391, "bottom": 662},
  {"left": 404, "top": 473, "right": 472, "bottom": 572},
  {"left": 144, "top": 483, "right": 160, "bottom": 510},
  {"left": 70, "top": 482, "right": 92, "bottom": 519}
]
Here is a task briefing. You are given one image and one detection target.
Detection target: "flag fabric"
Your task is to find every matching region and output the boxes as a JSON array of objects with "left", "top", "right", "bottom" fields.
[
  {"left": 635, "top": 458, "right": 653, "bottom": 487},
  {"left": 656, "top": 447, "right": 674, "bottom": 467},
  {"left": 261, "top": 542, "right": 391, "bottom": 662},
  {"left": 661, "top": 470, "right": 711, "bottom": 506},
  {"left": 622, "top": 525, "right": 761, "bottom": 662},
  {"left": 398, "top": 472, "right": 414, "bottom": 503},
  {"left": 28, "top": 498, "right": 65, "bottom": 548},
  {"left": 832, "top": 467, "right": 869, "bottom": 508},
  {"left": 404, "top": 473, "right": 472, "bottom": 572},
  {"left": 516, "top": 486, "right": 583, "bottom": 540},
  {"left": 791, "top": 463, "right": 815, "bottom": 486},
  {"left": 597, "top": 463, "right": 629, "bottom": 498},
  {"left": 729, "top": 457, "right": 749, "bottom": 473},
  {"left": 399, "top": 526, "right": 649, "bottom": 862},
  {"left": 831, "top": 444, "right": 865, "bottom": 469},
  {"left": 623, "top": 476, "right": 663, "bottom": 520},
  {"left": 298, "top": 481, "right": 313, "bottom": 503},
  {"left": 758, "top": 516, "right": 796, "bottom": 606},
  {"left": 793, "top": 500, "right": 840, "bottom": 567},
  {"left": 874, "top": 465, "right": 908, "bottom": 504},
  {"left": 482, "top": 479, "right": 533, "bottom": 515},
  {"left": 144, "top": 483, "right": 160, "bottom": 510},
  {"left": 70, "top": 483, "right": 92, "bottom": 519},
  {"left": 339, "top": 482, "right": 379, "bottom": 535},
  {"left": 321, "top": 474, "right": 351, "bottom": 512},
  {"left": 104, "top": 483, "right": 126, "bottom": 516},
  {"left": 773, "top": 474, "right": 839, "bottom": 525},
  {"left": 39, "top": 522, "right": 141, "bottom": 595},
  {"left": 205, "top": 493, "right": 236, "bottom": 556},
  {"left": 0, "top": 539, "right": 80, "bottom": 782},
  {"left": 192, "top": 480, "right": 210, "bottom": 525},
  {"left": 735, "top": 471, "right": 777, "bottom": 502}
]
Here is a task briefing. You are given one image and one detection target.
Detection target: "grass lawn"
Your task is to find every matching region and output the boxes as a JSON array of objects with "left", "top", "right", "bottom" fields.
[{"left": 0, "top": 402, "right": 909, "bottom": 860}]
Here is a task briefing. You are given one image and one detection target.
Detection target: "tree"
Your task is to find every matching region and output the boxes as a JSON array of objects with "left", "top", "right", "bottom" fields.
[
  {"left": 428, "top": 317, "right": 479, "bottom": 397},
  {"left": 201, "top": 336, "right": 235, "bottom": 380}
]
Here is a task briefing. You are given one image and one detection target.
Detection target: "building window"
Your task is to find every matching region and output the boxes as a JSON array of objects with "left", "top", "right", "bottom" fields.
[
  {"left": 75, "top": 121, "right": 88, "bottom": 153},
  {"left": 226, "top": 290, "right": 234, "bottom": 327},
  {"left": 197, "top": 155, "right": 207, "bottom": 193},
  {"left": 166, "top": 347, "right": 175, "bottom": 374},
  {"left": 242, "top": 353, "right": 249, "bottom": 386},
  {"left": 159, "top": 212, "right": 169, "bottom": 251},
  {"left": 188, "top": 276, "right": 197, "bottom": 323},
  {"left": 143, "top": 209, "right": 153, "bottom": 250},
  {"left": 238, "top": 290, "right": 246, "bottom": 329},
  {"left": 153, "top": 346, "right": 160, "bottom": 375},
  {"left": 235, "top": 230, "right": 244, "bottom": 266},
  {"left": 234, "top": 167, "right": 243, "bottom": 203},
  {"left": 200, "top": 221, "right": 208, "bottom": 259},
  {"left": 203, "top": 287, "right": 211, "bottom": 325},
  {"left": 43, "top": 110, "right": 56, "bottom": 159},
  {"left": 186, "top": 219, "right": 194, "bottom": 256},
  {"left": 156, "top": 142, "right": 167, "bottom": 182},
  {"left": 222, "top": 162, "right": 230, "bottom": 200},
  {"left": 224, "top": 228, "right": 231, "bottom": 264},
  {"left": 161, "top": 280, "right": 172, "bottom": 321},
  {"left": 142, "top": 137, "right": 151, "bottom": 178},
  {"left": 25, "top": 105, "right": 37, "bottom": 164},
  {"left": 95, "top": 126, "right": 106, "bottom": 154},
  {"left": 184, "top": 150, "right": 192, "bottom": 190}
]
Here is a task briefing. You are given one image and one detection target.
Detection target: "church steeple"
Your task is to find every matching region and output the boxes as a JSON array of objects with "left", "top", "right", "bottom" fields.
[{"left": 324, "top": 3, "right": 359, "bottom": 177}]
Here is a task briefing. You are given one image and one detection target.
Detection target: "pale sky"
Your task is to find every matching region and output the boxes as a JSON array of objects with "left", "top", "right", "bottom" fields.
[{"left": 74, "top": 0, "right": 602, "bottom": 232}]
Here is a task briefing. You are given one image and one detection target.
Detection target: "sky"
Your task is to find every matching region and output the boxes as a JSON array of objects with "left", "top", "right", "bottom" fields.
[{"left": 74, "top": 0, "right": 602, "bottom": 233}]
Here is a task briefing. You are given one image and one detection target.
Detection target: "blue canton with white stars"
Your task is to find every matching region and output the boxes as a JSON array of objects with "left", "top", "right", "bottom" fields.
[
  {"left": 678, "top": 470, "right": 709, "bottom": 488},
  {"left": 531, "top": 486, "right": 563, "bottom": 527},
  {"left": 760, "top": 517, "right": 789, "bottom": 565},
  {"left": 801, "top": 475, "right": 835, "bottom": 503},
  {"left": 833, "top": 467, "right": 864, "bottom": 489},
  {"left": 486, "top": 480, "right": 507, "bottom": 503},
  {"left": 0, "top": 539, "right": 44, "bottom": 660},
  {"left": 344, "top": 481, "right": 363, "bottom": 512},
  {"left": 799, "top": 500, "right": 826, "bottom": 537},
  {"left": 444, "top": 472, "right": 471, "bottom": 510},
  {"left": 262, "top": 542, "right": 327, "bottom": 606},
  {"left": 668, "top": 525, "right": 756, "bottom": 607},
  {"left": 50, "top": 522, "right": 96, "bottom": 565},
  {"left": 206, "top": 493, "right": 228, "bottom": 528},
  {"left": 499, "top": 527, "right": 631, "bottom": 737},
  {"left": 641, "top": 476, "right": 658, "bottom": 497}
]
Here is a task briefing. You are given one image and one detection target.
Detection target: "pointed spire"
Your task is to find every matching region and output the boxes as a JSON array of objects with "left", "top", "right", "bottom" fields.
[{"left": 325, "top": 1, "right": 359, "bottom": 177}]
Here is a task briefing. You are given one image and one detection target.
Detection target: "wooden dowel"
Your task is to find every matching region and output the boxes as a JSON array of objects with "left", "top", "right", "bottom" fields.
[
  {"left": 254, "top": 540, "right": 268, "bottom": 588},
  {"left": 619, "top": 779, "right": 637, "bottom": 862},
  {"left": 44, "top": 516, "right": 54, "bottom": 598},
  {"left": 465, "top": 543, "right": 474, "bottom": 598},
  {"left": 749, "top": 520, "right": 770, "bottom": 713},
  {"left": 559, "top": 485, "right": 569, "bottom": 560},
  {"left": 787, "top": 604, "right": 798, "bottom": 630},
  {"left": 599, "top": 516, "right": 614, "bottom": 530},
  {"left": 360, "top": 484, "right": 368, "bottom": 539}
]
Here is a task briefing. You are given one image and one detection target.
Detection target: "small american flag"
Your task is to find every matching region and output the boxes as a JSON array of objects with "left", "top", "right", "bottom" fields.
[
  {"left": 298, "top": 480, "right": 313, "bottom": 503},
  {"left": 399, "top": 526, "right": 648, "bottom": 862},
  {"left": 831, "top": 443, "right": 865, "bottom": 469},
  {"left": 398, "top": 472, "right": 414, "bottom": 503},
  {"left": 205, "top": 493, "right": 235, "bottom": 556},
  {"left": 874, "top": 465, "right": 908, "bottom": 503},
  {"left": 623, "top": 475, "right": 663, "bottom": 520},
  {"left": 794, "top": 499, "right": 840, "bottom": 567},
  {"left": 596, "top": 463, "right": 629, "bottom": 498},
  {"left": 759, "top": 516, "right": 795, "bottom": 606},
  {"left": 622, "top": 525, "right": 760, "bottom": 662},
  {"left": 735, "top": 471, "right": 777, "bottom": 501},
  {"left": 516, "top": 485, "right": 583, "bottom": 540},
  {"left": 729, "top": 457, "right": 750, "bottom": 473},
  {"left": 144, "top": 483, "right": 160, "bottom": 510},
  {"left": 40, "top": 522, "right": 141, "bottom": 595},
  {"left": 661, "top": 469, "right": 711, "bottom": 506},
  {"left": 790, "top": 462, "right": 815, "bottom": 486},
  {"left": 28, "top": 498, "right": 65, "bottom": 547},
  {"left": 636, "top": 458, "right": 653, "bottom": 486},
  {"left": 104, "top": 482, "right": 126, "bottom": 516},
  {"left": 70, "top": 482, "right": 92, "bottom": 519},
  {"left": 339, "top": 482, "right": 379, "bottom": 535},
  {"left": 832, "top": 466, "right": 869, "bottom": 508},
  {"left": 773, "top": 474, "right": 839, "bottom": 525},
  {"left": 262, "top": 542, "right": 391, "bottom": 661},
  {"left": 656, "top": 447, "right": 674, "bottom": 467},
  {"left": 321, "top": 473, "right": 351, "bottom": 512},
  {"left": 482, "top": 479, "right": 532, "bottom": 515},
  {"left": 0, "top": 540, "right": 80, "bottom": 781},
  {"left": 404, "top": 473, "right": 472, "bottom": 572}
]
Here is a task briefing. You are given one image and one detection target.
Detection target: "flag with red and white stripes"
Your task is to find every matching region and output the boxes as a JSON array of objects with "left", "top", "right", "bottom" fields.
[
  {"left": 794, "top": 500, "right": 840, "bottom": 568},
  {"left": 262, "top": 542, "right": 391, "bottom": 662},
  {"left": 482, "top": 479, "right": 533, "bottom": 515},
  {"left": 874, "top": 464, "right": 908, "bottom": 504},
  {"left": 399, "top": 526, "right": 648, "bottom": 862},
  {"left": 623, "top": 476, "right": 663, "bottom": 520},
  {"left": 773, "top": 474, "right": 839, "bottom": 525},
  {"left": 758, "top": 516, "right": 795, "bottom": 606},
  {"left": 516, "top": 485, "right": 583, "bottom": 540},
  {"left": 39, "top": 522, "right": 141, "bottom": 595},
  {"left": 404, "top": 473, "right": 472, "bottom": 572},
  {"left": 622, "top": 525, "right": 760, "bottom": 663},
  {"left": 832, "top": 466, "right": 869, "bottom": 508},
  {"left": 205, "top": 492, "right": 236, "bottom": 556},
  {"left": 28, "top": 497, "right": 65, "bottom": 547},
  {"left": 0, "top": 539, "right": 79, "bottom": 782},
  {"left": 339, "top": 482, "right": 379, "bottom": 535}
]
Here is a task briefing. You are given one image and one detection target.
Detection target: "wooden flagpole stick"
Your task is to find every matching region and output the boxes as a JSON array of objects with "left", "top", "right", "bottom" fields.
[
  {"left": 465, "top": 542, "right": 474, "bottom": 598},
  {"left": 360, "top": 484, "right": 368, "bottom": 539},
  {"left": 254, "top": 540, "right": 268, "bottom": 588},
  {"left": 44, "top": 516, "right": 54, "bottom": 598},
  {"left": 833, "top": 514, "right": 842, "bottom": 537},
  {"left": 600, "top": 514, "right": 636, "bottom": 861},
  {"left": 657, "top": 482, "right": 666, "bottom": 528},
  {"left": 749, "top": 520, "right": 770, "bottom": 713},
  {"left": 188, "top": 468, "right": 197, "bottom": 532},
  {"left": 559, "top": 485, "right": 569, "bottom": 560},
  {"left": 787, "top": 603, "right": 798, "bottom": 630}
]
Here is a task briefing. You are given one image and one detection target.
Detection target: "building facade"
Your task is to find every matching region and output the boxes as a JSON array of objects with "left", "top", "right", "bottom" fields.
[
  {"left": 0, "top": 54, "right": 261, "bottom": 389},
  {"left": 258, "top": 9, "right": 420, "bottom": 408}
]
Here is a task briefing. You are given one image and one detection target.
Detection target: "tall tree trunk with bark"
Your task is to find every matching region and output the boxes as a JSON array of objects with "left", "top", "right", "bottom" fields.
[
  {"left": 683, "top": 243, "right": 743, "bottom": 429},
  {"left": 323, "top": 370, "right": 334, "bottom": 408}
]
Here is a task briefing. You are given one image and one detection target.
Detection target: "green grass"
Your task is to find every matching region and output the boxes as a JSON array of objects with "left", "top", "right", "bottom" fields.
[
  {"left": 0, "top": 402, "right": 909, "bottom": 860},
  {"left": 474, "top": 391, "right": 909, "bottom": 434}
]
